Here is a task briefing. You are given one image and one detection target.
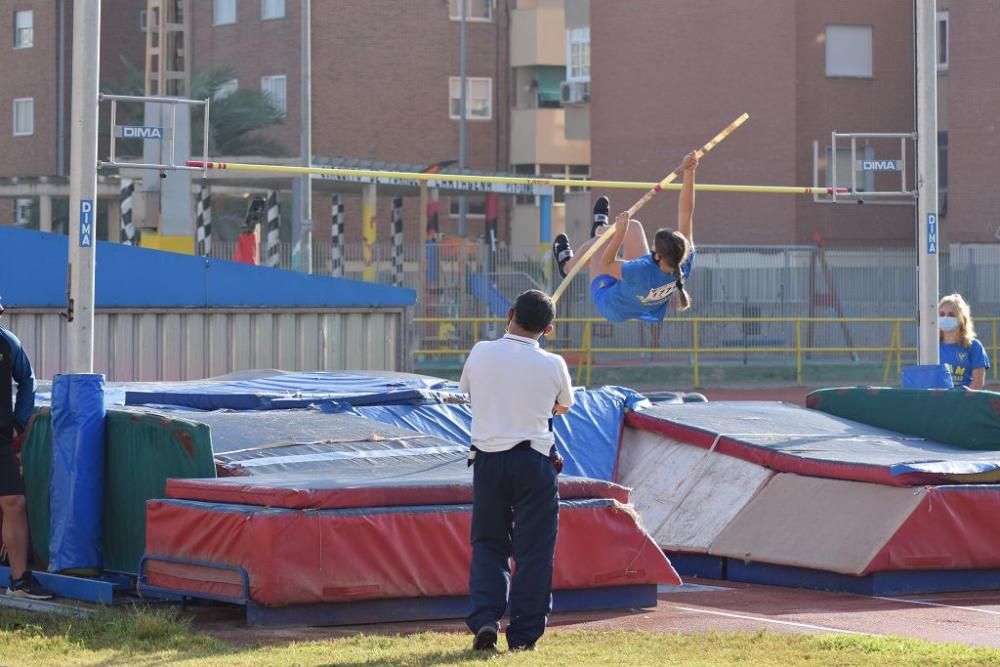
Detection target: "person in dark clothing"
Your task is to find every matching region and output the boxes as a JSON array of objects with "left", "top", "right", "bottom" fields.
[
  {"left": 459, "top": 290, "right": 574, "bottom": 652},
  {"left": 0, "top": 296, "right": 53, "bottom": 599}
]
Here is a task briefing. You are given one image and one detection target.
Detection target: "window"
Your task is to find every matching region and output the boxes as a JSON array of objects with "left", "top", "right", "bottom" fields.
[
  {"left": 214, "top": 0, "right": 237, "bottom": 25},
  {"left": 567, "top": 28, "right": 591, "bottom": 82},
  {"left": 448, "top": 0, "right": 493, "bottom": 22},
  {"left": 215, "top": 79, "right": 239, "bottom": 100},
  {"left": 512, "top": 164, "right": 589, "bottom": 205},
  {"left": 542, "top": 164, "right": 589, "bottom": 203},
  {"left": 937, "top": 11, "right": 949, "bottom": 71},
  {"left": 14, "top": 10, "right": 33, "bottom": 48},
  {"left": 448, "top": 196, "right": 486, "bottom": 218},
  {"left": 825, "top": 25, "right": 873, "bottom": 78},
  {"left": 261, "top": 75, "right": 287, "bottom": 115},
  {"left": 513, "top": 164, "right": 537, "bottom": 205},
  {"left": 13, "top": 98, "right": 33, "bottom": 136},
  {"left": 449, "top": 77, "right": 492, "bottom": 120},
  {"left": 14, "top": 199, "right": 31, "bottom": 226},
  {"left": 140, "top": 9, "right": 148, "bottom": 31},
  {"left": 516, "top": 66, "right": 563, "bottom": 109},
  {"left": 262, "top": 0, "right": 285, "bottom": 20}
]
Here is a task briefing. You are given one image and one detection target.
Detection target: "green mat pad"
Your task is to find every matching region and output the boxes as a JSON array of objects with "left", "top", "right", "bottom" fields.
[
  {"left": 806, "top": 387, "right": 1000, "bottom": 452},
  {"left": 20, "top": 408, "right": 215, "bottom": 574}
]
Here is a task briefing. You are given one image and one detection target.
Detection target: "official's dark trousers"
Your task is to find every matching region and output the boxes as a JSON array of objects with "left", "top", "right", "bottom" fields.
[{"left": 465, "top": 443, "right": 559, "bottom": 649}]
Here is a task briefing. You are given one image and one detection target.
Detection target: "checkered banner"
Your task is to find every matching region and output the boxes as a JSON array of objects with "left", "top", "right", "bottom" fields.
[
  {"left": 265, "top": 190, "right": 280, "bottom": 268},
  {"left": 391, "top": 196, "right": 404, "bottom": 287},
  {"left": 330, "top": 193, "right": 345, "bottom": 277},
  {"left": 120, "top": 178, "right": 139, "bottom": 245},
  {"left": 196, "top": 182, "right": 212, "bottom": 257}
]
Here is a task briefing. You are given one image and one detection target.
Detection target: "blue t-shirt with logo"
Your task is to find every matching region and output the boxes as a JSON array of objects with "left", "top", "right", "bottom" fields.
[
  {"left": 940, "top": 339, "right": 990, "bottom": 388},
  {"left": 591, "top": 248, "right": 695, "bottom": 323}
]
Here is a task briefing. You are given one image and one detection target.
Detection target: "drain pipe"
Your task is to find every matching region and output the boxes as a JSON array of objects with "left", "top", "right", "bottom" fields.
[{"left": 57, "top": 0, "right": 67, "bottom": 177}]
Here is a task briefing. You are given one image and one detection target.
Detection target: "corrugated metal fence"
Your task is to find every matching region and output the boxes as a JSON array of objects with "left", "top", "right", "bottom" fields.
[{"left": 8, "top": 308, "right": 404, "bottom": 382}]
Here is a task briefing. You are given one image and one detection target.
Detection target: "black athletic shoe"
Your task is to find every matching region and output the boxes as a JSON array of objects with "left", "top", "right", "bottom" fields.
[
  {"left": 6, "top": 572, "right": 54, "bottom": 600},
  {"left": 473, "top": 625, "right": 498, "bottom": 651},
  {"left": 592, "top": 196, "right": 611, "bottom": 238},
  {"left": 509, "top": 642, "right": 536, "bottom": 652},
  {"left": 552, "top": 233, "right": 573, "bottom": 279}
]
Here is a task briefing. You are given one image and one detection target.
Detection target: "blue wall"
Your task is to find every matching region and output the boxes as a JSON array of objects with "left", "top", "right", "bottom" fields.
[{"left": 0, "top": 227, "right": 415, "bottom": 308}]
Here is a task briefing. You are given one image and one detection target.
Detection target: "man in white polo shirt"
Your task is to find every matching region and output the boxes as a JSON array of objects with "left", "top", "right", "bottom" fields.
[{"left": 459, "top": 289, "right": 574, "bottom": 652}]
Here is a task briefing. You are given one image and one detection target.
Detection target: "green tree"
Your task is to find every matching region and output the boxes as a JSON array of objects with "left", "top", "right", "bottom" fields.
[{"left": 103, "top": 57, "right": 288, "bottom": 156}]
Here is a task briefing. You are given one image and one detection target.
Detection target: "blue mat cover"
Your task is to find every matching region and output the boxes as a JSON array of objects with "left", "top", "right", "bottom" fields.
[{"left": 353, "top": 386, "right": 648, "bottom": 481}]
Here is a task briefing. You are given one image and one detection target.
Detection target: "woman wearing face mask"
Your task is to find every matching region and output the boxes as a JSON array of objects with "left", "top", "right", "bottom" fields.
[{"left": 939, "top": 293, "right": 990, "bottom": 390}]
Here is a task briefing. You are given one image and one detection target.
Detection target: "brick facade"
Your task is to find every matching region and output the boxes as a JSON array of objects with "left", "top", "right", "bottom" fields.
[{"left": 589, "top": 0, "right": 986, "bottom": 247}]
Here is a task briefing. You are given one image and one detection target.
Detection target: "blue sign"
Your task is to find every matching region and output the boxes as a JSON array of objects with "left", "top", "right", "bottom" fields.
[
  {"left": 927, "top": 213, "right": 938, "bottom": 255},
  {"left": 115, "top": 125, "right": 164, "bottom": 140},
  {"left": 80, "top": 200, "right": 93, "bottom": 248}
]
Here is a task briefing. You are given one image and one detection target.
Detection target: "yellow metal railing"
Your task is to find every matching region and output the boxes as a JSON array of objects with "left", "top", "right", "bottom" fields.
[{"left": 412, "top": 316, "right": 1000, "bottom": 387}]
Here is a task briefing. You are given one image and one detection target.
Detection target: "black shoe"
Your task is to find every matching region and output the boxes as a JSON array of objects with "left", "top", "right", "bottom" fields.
[
  {"left": 592, "top": 196, "right": 611, "bottom": 238},
  {"left": 6, "top": 572, "right": 54, "bottom": 600},
  {"left": 509, "top": 642, "right": 536, "bottom": 652},
  {"left": 472, "top": 625, "right": 498, "bottom": 651},
  {"left": 553, "top": 233, "right": 572, "bottom": 279}
]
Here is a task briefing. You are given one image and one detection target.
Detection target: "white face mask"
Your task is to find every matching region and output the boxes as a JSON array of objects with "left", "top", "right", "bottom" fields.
[{"left": 939, "top": 316, "right": 959, "bottom": 333}]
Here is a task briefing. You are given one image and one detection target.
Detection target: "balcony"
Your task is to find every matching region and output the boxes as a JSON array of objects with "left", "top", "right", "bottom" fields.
[
  {"left": 510, "top": 5, "right": 566, "bottom": 67},
  {"left": 510, "top": 108, "right": 589, "bottom": 166}
]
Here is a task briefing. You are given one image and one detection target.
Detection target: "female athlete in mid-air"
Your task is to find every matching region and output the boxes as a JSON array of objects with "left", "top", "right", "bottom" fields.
[{"left": 552, "top": 151, "right": 698, "bottom": 323}]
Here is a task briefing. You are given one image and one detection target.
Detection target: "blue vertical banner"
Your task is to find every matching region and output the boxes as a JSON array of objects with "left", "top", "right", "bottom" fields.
[
  {"left": 927, "top": 213, "right": 938, "bottom": 255},
  {"left": 79, "top": 200, "right": 94, "bottom": 247}
]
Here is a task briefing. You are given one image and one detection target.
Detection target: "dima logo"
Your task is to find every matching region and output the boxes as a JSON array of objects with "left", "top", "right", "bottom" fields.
[
  {"left": 861, "top": 160, "right": 898, "bottom": 171},
  {"left": 116, "top": 126, "right": 164, "bottom": 140}
]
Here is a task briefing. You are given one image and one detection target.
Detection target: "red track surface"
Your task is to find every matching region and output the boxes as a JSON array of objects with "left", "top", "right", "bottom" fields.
[
  {"left": 198, "top": 581, "right": 1000, "bottom": 648},
  {"left": 557, "top": 582, "right": 1000, "bottom": 648}
]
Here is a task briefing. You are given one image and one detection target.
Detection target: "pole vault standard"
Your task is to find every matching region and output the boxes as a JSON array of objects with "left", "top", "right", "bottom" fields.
[
  {"left": 550, "top": 113, "right": 750, "bottom": 304},
  {"left": 185, "top": 159, "right": 844, "bottom": 197},
  {"left": 67, "top": 0, "right": 102, "bottom": 373},
  {"left": 915, "top": 0, "right": 940, "bottom": 365}
]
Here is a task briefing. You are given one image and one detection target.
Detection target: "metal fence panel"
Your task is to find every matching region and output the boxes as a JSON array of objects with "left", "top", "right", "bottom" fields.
[{"left": 7, "top": 308, "right": 406, "bottom": 382}]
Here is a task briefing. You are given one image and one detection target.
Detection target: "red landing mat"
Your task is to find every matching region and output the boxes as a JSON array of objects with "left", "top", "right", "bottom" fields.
[{"left": 144, "top": 497, "right": 680, "bottom": 606}]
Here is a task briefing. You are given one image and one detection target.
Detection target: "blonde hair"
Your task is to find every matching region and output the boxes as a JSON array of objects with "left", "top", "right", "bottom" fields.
[{"left": 938, "top": 293, "right": 977, "bottom": 347}]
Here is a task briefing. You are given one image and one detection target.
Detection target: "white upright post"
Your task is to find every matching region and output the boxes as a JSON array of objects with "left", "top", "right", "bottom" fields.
[
  {"left": 67, "top": 0, "right": 102, "bottom": 373},
  {"left": 296, "top": 0, "right": 313, "bottom": 273},
  {"left": 915, "top": 0, "right": 940, "bottom": 364}
]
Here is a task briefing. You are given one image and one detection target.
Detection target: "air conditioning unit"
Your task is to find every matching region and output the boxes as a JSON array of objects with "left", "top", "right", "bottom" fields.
[{"left": 560, "top": 80, "right": 590, "bottom": 105}]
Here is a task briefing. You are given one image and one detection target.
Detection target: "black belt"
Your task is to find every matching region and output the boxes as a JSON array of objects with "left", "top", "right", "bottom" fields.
[
  {"left": 468, "top": 440, "right": 562, "bottom": 473},
  {"left": 468, "top": 440, "right": 531, "bottom": 465}
]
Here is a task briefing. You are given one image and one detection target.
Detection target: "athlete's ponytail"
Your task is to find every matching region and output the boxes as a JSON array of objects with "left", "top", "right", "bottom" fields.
[{"left": 653, "top": 229, "right": 692, "bottom": 311}]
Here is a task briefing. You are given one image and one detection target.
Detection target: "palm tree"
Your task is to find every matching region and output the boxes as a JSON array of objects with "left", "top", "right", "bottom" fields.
[{"left": 103, "top": 57, "right": 288, "bottom": 156}]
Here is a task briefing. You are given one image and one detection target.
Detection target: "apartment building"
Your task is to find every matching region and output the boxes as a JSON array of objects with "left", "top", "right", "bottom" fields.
[
  {"left": 1, "top": 1, "right": 145, "bottom": 226},
  {"left": 587, "top": 0, "right": 999, "bottom": 247},
  {"left": 187, "top": 0, "right": 511, "bottom": 247},
  {"left": 10, "top": 1, "right": 992, "bottom": 249},
  {"left": 506, "top": 0, "right": 590, "bottom": 254}
]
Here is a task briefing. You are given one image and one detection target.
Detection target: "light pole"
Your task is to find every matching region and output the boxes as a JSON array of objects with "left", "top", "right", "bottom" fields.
[
  {"left": 301, "top": 0, "right": 313, "bottom": 273},
  {"left": 458, "top": 0, "right": 468, "bottom": 237}
]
